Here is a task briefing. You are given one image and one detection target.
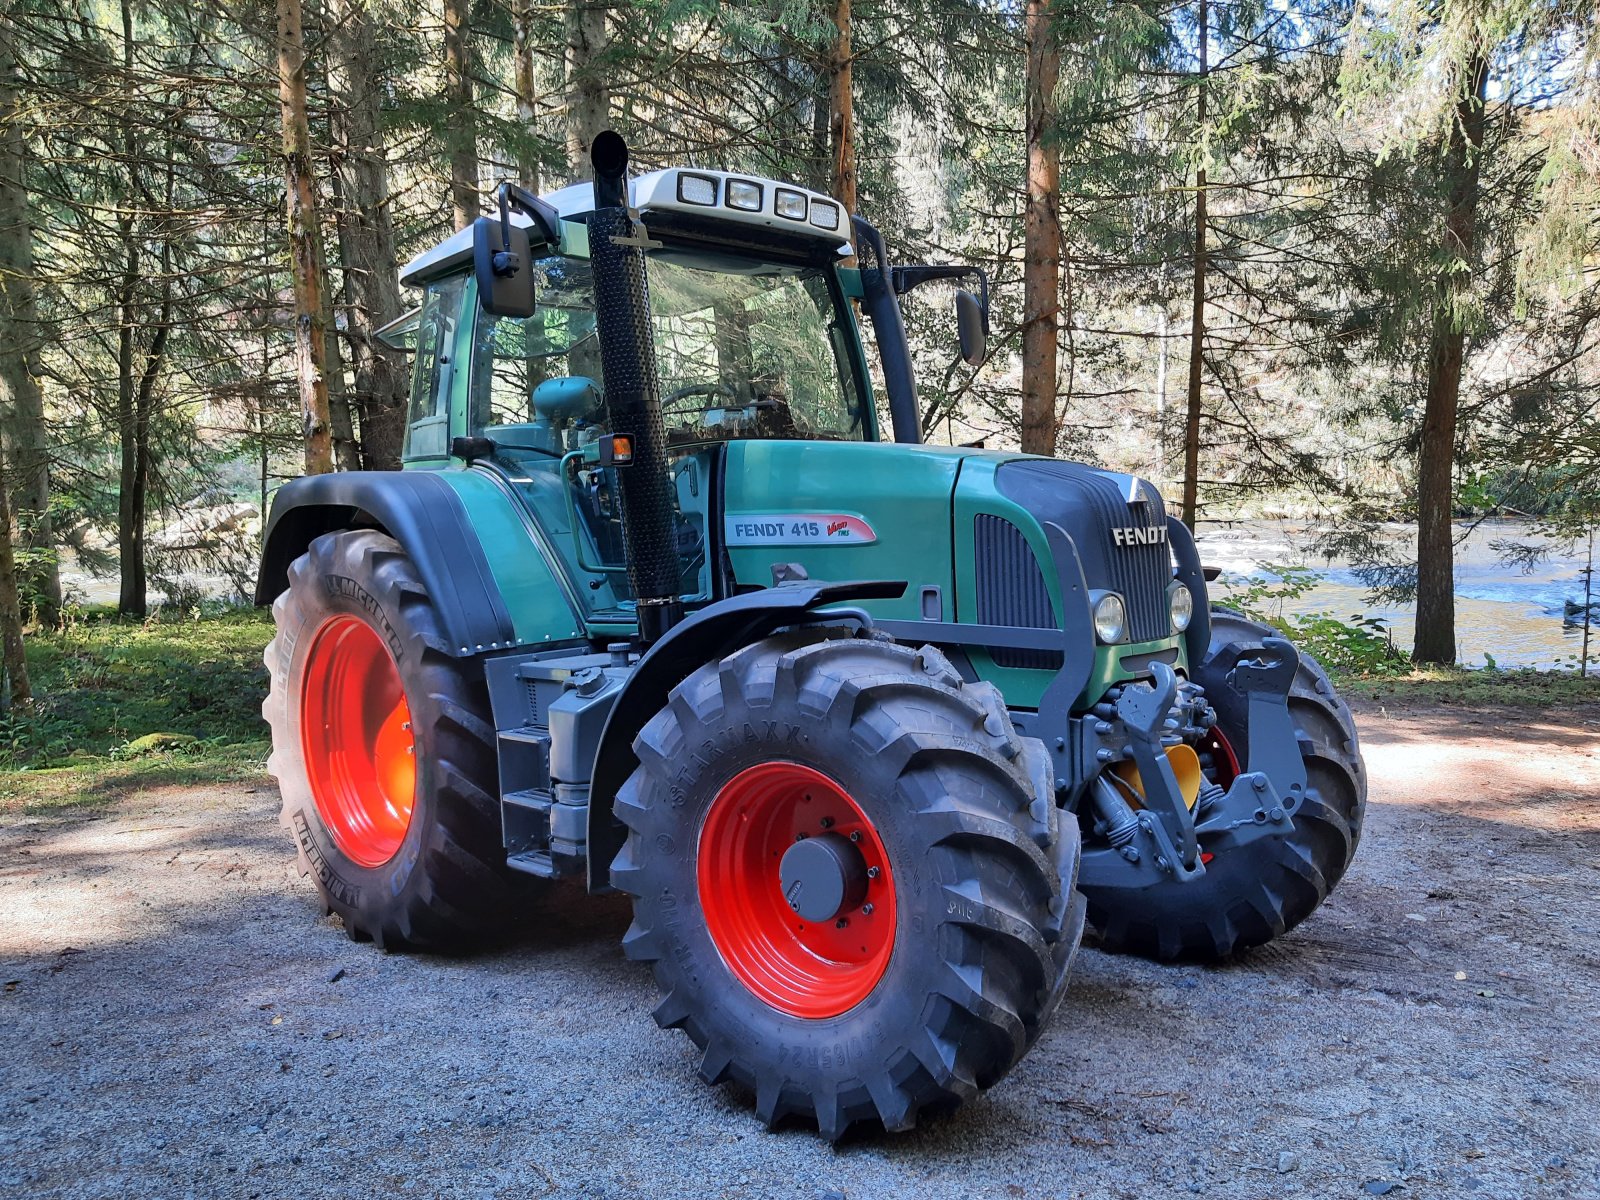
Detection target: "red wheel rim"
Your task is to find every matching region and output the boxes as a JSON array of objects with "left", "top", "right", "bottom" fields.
[
  {"left": 299, "top": 615, "right": 416, "bottom": 868},
  {"left": 1200, "top": 724, "right": 1242, "bottom": 787},
  {"left": 697, "top": 762, "right": 896, "bottom": 1019}
]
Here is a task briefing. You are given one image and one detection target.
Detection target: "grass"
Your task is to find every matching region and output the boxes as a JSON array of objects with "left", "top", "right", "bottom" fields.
[
  {"left": 3, "top": 606, "right": 1594, "bottom": 817},
  {"left": 1334, "top": 664, "right": 1600, "bottom": 707},
  {"left": 0, "top": 607, "right": 274, "bottom": 815}
]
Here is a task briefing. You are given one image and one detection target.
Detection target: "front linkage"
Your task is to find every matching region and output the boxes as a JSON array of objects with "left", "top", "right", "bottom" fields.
[
  {"left": 1077, "top": 646, "right": 1306, "bottom": 896},
  {"left": 1004, "top": 515, "right": 1311, "bottom": 895}
]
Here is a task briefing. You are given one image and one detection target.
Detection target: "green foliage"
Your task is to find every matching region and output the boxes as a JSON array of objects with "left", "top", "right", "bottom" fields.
[
  {"left": 1226, "top": 567, "right": 1412, "bottom": 676},
  {"left": 0, "top": 608, "right": 272, "bottom": 811}
]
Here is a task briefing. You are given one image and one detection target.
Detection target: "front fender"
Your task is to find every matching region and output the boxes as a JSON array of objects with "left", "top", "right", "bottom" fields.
[
  {"left": 584, "top": 579, "right": 906, "bottom": 890},
  {"left": 256, "top": 469, "right": 582, "bottom": 656}
]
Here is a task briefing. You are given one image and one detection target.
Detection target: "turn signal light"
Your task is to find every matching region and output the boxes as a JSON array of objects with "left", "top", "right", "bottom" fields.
[{"left": 599, "top": 434, "right": 634, "bottom": 466}]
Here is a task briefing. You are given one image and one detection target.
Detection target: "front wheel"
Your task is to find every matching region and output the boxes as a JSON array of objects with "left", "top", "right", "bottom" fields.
[
  {"left": 1082, "top": 610, "right": 1366, "bottom": 961},
  {"left": 263, "top": 529, "right": 516, "bottom": 949},
  {"left": 611, "top": 632, "right": 1085, "bottom": 1139}
]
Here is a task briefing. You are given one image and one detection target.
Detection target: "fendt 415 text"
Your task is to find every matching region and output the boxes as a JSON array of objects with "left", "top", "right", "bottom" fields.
[{"left": 257, "top": 133, "right": 1365, "bottom": 1139}]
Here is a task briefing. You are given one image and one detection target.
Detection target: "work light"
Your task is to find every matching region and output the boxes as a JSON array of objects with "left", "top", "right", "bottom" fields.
[
  {"left": 677, "top": 173, "right": 718, "bottom": 206},
  {"left": 809, "top": 200, "right": 841, "bottom": 231},
  {"left": 775, "top": 188, "right": 808, "bottom": 220},
  {"left": 1092, "top": 593, "right": 1128, "bottom": 645},
  {"left": 726, "top": 179, "right": 763, "bottom": 211}
]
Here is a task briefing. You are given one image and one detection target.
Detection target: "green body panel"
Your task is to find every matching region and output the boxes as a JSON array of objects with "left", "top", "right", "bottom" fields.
[
  {"left": 722, "top": 440, "right": 968, "bottom": 622},
  {"left": 432, "top": 466, "right": 587, "bottom": 646}
]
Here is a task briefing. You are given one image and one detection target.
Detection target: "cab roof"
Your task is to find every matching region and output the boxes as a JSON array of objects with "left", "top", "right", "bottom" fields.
[{"left": 399, "top": 168, "right": 853, "bottom": 287}]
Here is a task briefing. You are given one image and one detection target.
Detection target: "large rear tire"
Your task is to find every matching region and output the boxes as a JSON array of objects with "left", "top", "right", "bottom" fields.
[
  {"left": 263, "top": 529, "right": 515, "bottom": 950},
  {"left": 1083, "top": 610, "right": 1366, "bottom": 962},
  {"left": 612, "top": 631, "right": 1085, "bottom": 1140}
]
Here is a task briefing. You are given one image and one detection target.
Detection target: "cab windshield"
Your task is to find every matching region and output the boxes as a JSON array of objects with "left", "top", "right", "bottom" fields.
[{"left": 469, "top": 250, "right": 867, "bottom": 447}]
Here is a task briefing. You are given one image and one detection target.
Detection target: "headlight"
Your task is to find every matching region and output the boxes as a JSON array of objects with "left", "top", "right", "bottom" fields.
[
  {"left": 1092, "top": 593, "right": 1127, "bottom": 644},
  {"left": 1169, "top": 582, "right": 1194, "bottom": 633}
]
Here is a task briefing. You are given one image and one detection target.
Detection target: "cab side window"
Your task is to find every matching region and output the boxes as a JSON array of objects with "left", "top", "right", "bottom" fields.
[{"left": 403, "top": 275, "right": 466, "bottom": 460}]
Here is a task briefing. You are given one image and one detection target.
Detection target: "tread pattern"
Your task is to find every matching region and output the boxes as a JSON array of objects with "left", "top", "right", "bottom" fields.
[
  {"left": 1085, "top": 609, "right": 1365, "bottom": 962},
  {"left": 613, "top": 633, "right": 1085, "bottom": 1139},
  {"left": 263, "top": 529, "right": 515, "bottom": 950}
]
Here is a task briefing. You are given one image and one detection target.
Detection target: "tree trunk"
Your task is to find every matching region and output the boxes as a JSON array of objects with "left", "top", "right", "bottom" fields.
[
  {"left": 277, "top": 0, "right": 334, "bottom": 476},
  {"left": 327, "top": 0, "right": 407, "bottom": 470},
  {"left": 115, "top": 0, "right": 147, "bottom": 616},
  {"left": 1413, "top": 53, "right": 1489, "bottom": 666},
  {"left": 829, "top": 0, "right": 855, "bottom": 213},
  {"left": 0, "top": 14, "right": 59, "bottom": 625},
  {"left": 1180, "top": 0, "right": 1208, "bottom": 529},
  {"left": 564, "top": 1, "right": 609, "bottom": 179},
  {"left": 1019, "top": 0, "right": 1060, "bottom": 457},
  {"left": 443, "top": 0, "right": 478, "bottom": 228},
  {"left": 513, "top": 0, "right": 540, "bottom": 190},
  {"left": 0, "top": 449, "right": 29, "bottom": 707}
]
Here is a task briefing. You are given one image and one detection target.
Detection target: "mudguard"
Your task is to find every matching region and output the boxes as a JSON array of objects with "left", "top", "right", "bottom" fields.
[
  {"left": 255, "top": 471, "right": 520, "bottom": 656},
  {"left": 584, "top": 579, "right": 906, "bottom": 890}
]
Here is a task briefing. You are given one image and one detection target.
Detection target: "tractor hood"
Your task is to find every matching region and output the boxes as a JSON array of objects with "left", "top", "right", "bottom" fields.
[{"left": 721, "top": 440, "right": 1176, "bottom": 649}]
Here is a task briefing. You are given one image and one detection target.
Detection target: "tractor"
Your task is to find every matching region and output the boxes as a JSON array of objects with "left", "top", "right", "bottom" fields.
[{"left": 257, "top": 132, "right": 1365, "bottom": 1139}]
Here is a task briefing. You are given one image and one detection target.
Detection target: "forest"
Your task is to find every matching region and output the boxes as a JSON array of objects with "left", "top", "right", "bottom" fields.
[{"left": 1, "top": 0, "right": 1598, "bottom": 709}]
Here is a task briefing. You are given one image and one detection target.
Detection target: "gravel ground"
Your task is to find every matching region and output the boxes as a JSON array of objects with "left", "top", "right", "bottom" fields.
[{"left": 3, "top": 703, "right": 1598, "bottom": 1200}]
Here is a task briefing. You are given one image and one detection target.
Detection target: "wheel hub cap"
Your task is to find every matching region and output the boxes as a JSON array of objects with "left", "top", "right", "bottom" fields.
[{"left": 779, "top": 833, "right": 868, "bottom": 923}]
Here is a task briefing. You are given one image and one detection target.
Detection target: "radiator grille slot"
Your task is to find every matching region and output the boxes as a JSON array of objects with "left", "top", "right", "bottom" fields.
[{"left": 973, "top": 515, "right": 1064, "bottom": 670}]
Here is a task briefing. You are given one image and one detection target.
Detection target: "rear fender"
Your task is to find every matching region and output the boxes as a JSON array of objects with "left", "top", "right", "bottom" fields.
[
  {"left": 256, "top": 471, "right": 533, "bottom": 656},
  {"left": 584, "top": 580, "right": 906, "bottom": 890}
]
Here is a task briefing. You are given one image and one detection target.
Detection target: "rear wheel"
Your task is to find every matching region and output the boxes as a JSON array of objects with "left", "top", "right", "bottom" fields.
[
  {"left": 264, "top": 529, "right": 515, "bottom": 949},
  {"left": 612, "top": 631, "right": 1085, "bottom": 1140},
  {"left": 1083, "top": 610, "right": 1366, "bottom": 961}
]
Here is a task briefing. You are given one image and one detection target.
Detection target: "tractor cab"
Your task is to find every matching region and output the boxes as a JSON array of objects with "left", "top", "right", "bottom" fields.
[{"left": 386, "top": 167, "right": 978, "bottom": 631}]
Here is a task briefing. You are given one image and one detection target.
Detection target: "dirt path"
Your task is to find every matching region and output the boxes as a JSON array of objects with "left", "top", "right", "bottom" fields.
[{"left": 3, "top": 705, "right": 1598, "bottom": 1200}]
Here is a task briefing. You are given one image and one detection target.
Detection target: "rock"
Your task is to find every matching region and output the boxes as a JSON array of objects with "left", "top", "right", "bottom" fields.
[
  {"left": 1361, "top": 1182, "right": 1402, "bottom": 1196},
  {"left": 327, "top": 967, "right": 346, "bottom": 983},
  {"left": 1277, "top": 1151, "right": 1301, "bottom": 1173}
]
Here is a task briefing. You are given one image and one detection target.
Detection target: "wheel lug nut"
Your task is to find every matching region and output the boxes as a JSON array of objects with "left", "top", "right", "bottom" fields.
[
  {"left": 820, "top": 817, "right": 834, "bottom": 829},
  {"left": 867, "top": 866, "right": 880, "bottom": 879},
  {"left": 861, "top": 903, "right": 874, "bottom": 915},
  {"left": 795, "top": 832, "right": 808, "bottom": 841},
  {"left": 835, "top": 917, "right": 849, "bottom": 928},
  {"left": 849, "top": 831, "right": 862, "bottom": 843}
]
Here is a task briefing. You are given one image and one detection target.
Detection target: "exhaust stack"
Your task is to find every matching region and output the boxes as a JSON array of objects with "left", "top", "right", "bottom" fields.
[{"left": 585, "top": 131, "right": 683, "bottom": 643}]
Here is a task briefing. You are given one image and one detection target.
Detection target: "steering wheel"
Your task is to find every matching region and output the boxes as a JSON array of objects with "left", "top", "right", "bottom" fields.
[{"left": 662, "top": 381, "right": 739, "bottom": 414}]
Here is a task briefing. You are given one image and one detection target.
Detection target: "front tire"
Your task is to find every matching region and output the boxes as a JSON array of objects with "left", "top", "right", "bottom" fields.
[
  {"left": 612, "top": 631, "right": 1085, "bottom": 1139},
  {"left": 263, "top": 529, "right": 515, "bottom": 949},
  {"left": 1083, "top": 610, "right": 1366, "bottom": 961}
]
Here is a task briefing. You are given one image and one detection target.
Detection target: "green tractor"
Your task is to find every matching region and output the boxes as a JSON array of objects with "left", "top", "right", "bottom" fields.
[{"left": 257, "top": 133, "right": 1364, "bottom": 1138}]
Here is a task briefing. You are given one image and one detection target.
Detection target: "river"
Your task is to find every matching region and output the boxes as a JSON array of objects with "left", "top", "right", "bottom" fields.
[{"left": 1197, "top": 518, "right": 1595, "bottom": 670}]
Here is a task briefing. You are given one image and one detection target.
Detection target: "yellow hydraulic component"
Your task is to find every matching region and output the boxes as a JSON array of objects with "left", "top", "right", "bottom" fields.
[{"left": 1110, "top": 743, "right": 1204, "bottom": 812}]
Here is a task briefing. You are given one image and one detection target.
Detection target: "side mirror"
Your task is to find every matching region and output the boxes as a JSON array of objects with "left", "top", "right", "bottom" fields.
[
  {"left": 956, "top": 289, "right": 986, "bottom": 367},
  {"left": 473, "top": 216, "right": 536, "bottom": 317}
]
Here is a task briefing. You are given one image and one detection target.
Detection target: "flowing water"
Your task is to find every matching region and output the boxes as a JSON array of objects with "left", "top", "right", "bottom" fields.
[{"left": 1197, "top": 518, "right": 1595, "bottom": 669}]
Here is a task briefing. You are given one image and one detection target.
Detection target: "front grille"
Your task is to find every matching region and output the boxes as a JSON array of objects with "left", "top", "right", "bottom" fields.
[
  {"left": 992, "top": 461, "right": 1175, "bottom": 646},
  {"left": 1106, "top": 495, "right": 1171, "bottom": 643},
  {"left": 973, "top": 515, "right": 1064, "bottom": 670}
]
